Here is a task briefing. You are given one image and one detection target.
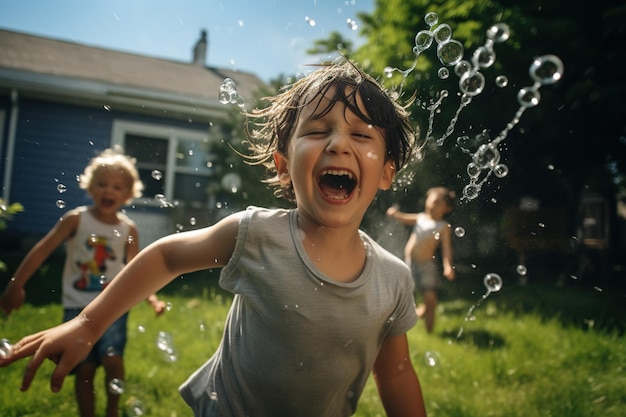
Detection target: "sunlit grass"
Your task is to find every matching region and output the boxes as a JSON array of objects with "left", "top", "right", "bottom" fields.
[{"left": 1, "top": 283, "right": 624, "bottom": 417}]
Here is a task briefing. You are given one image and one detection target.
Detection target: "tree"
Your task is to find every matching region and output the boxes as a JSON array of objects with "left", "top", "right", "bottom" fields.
[{"left": 310, "top": 0, "right": 626, "bottom": 267}]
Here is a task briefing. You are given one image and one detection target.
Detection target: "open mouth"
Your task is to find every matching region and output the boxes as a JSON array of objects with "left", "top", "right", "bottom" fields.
[{"left": 318, "top": 169, "right": 357, "bottom": 200}]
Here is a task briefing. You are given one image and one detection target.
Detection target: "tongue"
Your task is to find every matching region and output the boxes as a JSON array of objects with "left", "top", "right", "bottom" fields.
[{"left": 320, "top": 182, "right": 348, "bottom": 199}]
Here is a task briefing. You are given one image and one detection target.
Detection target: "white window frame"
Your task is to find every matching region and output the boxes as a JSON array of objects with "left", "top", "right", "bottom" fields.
[{"left": 111, "top": 120, "right": 215, "bottom": 207}]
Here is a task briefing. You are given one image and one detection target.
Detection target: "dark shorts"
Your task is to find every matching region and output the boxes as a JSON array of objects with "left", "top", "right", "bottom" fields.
[
  {"left": 63, "top": 308, "right": 128, "bottom": 369},
  {"left": 410, "top": 261, "right": 441, "bottom": 292}
]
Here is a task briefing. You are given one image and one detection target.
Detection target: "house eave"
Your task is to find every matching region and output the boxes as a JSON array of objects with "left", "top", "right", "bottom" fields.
[{"left": 0, "top": 68, "right": 227, "bottom": 122}]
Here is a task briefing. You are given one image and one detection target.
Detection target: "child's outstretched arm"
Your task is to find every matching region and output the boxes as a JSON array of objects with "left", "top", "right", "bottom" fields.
[
  {"left": 440, "top": 224, "right": 455, "bottom": 280},
  {"left": 386, "top": 206, "right": 419, "bottom": 226},
  {"left": 0, "top": 211, "right": 79, "bottom": 315},
  {"left": 0, "top": 212, "right": 241, "bottom": 393},
  {"left": 125, "top": 223, "right": 167, "bottom": 316},
  {"left": 373, "top": 333, "right": 427, "bottom": 417}
]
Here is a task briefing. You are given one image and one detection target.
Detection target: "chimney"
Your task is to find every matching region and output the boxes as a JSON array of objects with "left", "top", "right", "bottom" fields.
[{"left": 192, "top": 30, "right": 208, "bottom": 66}]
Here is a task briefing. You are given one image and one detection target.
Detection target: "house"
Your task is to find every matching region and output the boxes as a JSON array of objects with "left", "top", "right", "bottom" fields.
[{"left": 0, "top": 28, "right": 266, "bottom": 248}]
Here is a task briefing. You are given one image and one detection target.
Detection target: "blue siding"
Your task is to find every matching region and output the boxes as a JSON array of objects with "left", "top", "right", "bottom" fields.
[{"left": 5, "top": 97, "right": 208, "bottom": 238}]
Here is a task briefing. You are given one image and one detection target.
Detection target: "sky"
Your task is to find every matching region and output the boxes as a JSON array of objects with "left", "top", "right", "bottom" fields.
[{"left": 0, "top": 0, "right": 375, "bottom": 82}]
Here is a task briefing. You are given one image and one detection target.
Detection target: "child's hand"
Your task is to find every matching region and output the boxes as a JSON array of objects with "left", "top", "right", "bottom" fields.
[
  {"left": 0, "top": 286, "right": 26, "bottom": 316},
  {"left": 0, "top": 316, "right": 97, "bottom": 393},
  {"left": 386, "top": 206, "right": 399, "bottom": 217},
  {"left": 152, "top": 299, "right": 167, "bottom": 317},
  {"left": 444, "top": 266, "right": 456, "bottom": 281}
]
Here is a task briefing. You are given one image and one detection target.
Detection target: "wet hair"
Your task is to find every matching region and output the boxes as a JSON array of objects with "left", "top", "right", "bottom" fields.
[
  {"left": 245, "top": 60, "right": 418, "bottom": 201},
  {"left": 79, "top": 146, "right": 144, "bottom": 203},
  {"left": 427, "top": 186, "right": 456, "bottom": 211}
]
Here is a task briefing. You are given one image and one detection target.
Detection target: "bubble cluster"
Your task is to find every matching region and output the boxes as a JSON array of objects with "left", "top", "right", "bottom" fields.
[
  {"left": 218, "top": 78, "right": 246, "bottom": 109},
  {"left": 388, "top": 13, "right": 564, "bottom": 201}
]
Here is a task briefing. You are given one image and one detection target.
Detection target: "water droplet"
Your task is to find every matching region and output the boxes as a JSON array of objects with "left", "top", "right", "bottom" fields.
[
  {"left": 424, "top": 12, "right": 438, "bottom": 27},
  {"left": 495, "top": 75, "right": 509, "bottom": 88},
  {"left": 437, "top": 40, "right": 464, "bottom": 66},
  {"left": 473, "top": 46, "right": 496, "bottom": 68},
  {"left": 459, "top": 71, "right": 485, "bottom": 96},
  {"left": 493, "top": 164, "right": 509, "bottom": 178},
  {"left": 529, "top": 55, "right": 564, "bottom": 85},
  {"left": 484, "top": 273, "right": 503, "bottom": 292},
  {"left": 125, "top": 397, "right": 145, "bottom": 417},
  {"left": 517, "top": 87, "right": 541, "bottom": 108},
  {"left": 473, "top": 143, "right": 500, "bottom": 168},
  {"left": 437, "top": 67, "right": 450, "bottom": 79},
  {"left": 463, "top": 183, "right": 481, "bottom": 200},
  {"left": 454, "top": 60, "right": 471, "bottom": 76},
  {"left": 433, "top": 24, "right": 452, "bottom": 43},
  {"left": 0, "top": 338, "right": 12, "bottom": 359},
  {"left": 108, "top": 378, "right": 125, "bottom": 395},
  {"left": 414, "top": 30, "right": 433, "bottom": 51},
  {"left": 424, "top": 351, "right": 439, "bottom": 367},
  {"left": 486, "top": 23, "right": 510, "bottom": 43}
]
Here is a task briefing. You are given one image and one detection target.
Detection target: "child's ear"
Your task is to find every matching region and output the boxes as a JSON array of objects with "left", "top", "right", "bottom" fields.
[
  {"left": 378, "top": 160, "right": 396, "bottom": 190},
  {"left": 274, "top": 152, "right": 291, "bottom": 185}
]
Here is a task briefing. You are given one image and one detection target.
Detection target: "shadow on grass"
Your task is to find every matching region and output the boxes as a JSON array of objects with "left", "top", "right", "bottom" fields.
[
  {"left": 440, "top": 329, "right": 507, "bottom": 349},
  {"left": 439, "top": 269, "right": 626, "bottom": 336}
]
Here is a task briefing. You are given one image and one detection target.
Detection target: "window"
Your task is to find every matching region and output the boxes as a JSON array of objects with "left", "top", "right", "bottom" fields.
[{"left": 112, "top": 120, "right": 216, "bottom": 207}]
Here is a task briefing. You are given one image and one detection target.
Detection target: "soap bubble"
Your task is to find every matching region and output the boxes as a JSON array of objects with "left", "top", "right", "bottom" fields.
[
  {"left": 454, "top": 227, "right": 466, "bottom": 237},
  {"left": 57, "top": 184, "right": 67, "bottom": 193},
  {"left": 484, "top": 273, "right": 503, "bottom": 292},
  {"left": 56, "top": 200, "right": 66, "bottom": 209},
  {"left": 151, "top": 170, "right": 163, "bottom": 180},
  {"left": 516, "top": 264, "right": 528, "bottom": 276},
  {"left": 529, "top": 55, "right": 564, "bottom": 85}
]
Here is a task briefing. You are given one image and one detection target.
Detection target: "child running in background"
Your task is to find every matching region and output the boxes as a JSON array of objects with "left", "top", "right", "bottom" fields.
[
  {"left": 0, "top": 147, "right": 166, "bottom": 417},
  {"left": 387, "top": 186, "right": 456, "bottom": 333},
  {"left": 1, "top": 61, "right": 427, "bottom": 417}
]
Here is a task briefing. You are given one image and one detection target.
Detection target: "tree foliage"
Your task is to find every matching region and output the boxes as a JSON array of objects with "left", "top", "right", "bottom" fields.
[{"left": 307, "top": 0, "right": 626, "bottom": 262}]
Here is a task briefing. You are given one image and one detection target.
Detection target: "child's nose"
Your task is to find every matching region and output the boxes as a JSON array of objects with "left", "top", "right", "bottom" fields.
[{"left": 325, "top": 131, "right": 351, "bottom": 155}]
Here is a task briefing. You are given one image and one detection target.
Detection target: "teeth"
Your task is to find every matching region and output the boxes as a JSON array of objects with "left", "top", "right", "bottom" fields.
[{"left": 321, "top": 169, "right": 354, "bottom": 179}]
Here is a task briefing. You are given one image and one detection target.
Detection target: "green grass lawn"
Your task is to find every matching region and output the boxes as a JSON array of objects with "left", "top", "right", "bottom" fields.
[{"left": 1, "top": 262, "right": 625, "bottom": 417}]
